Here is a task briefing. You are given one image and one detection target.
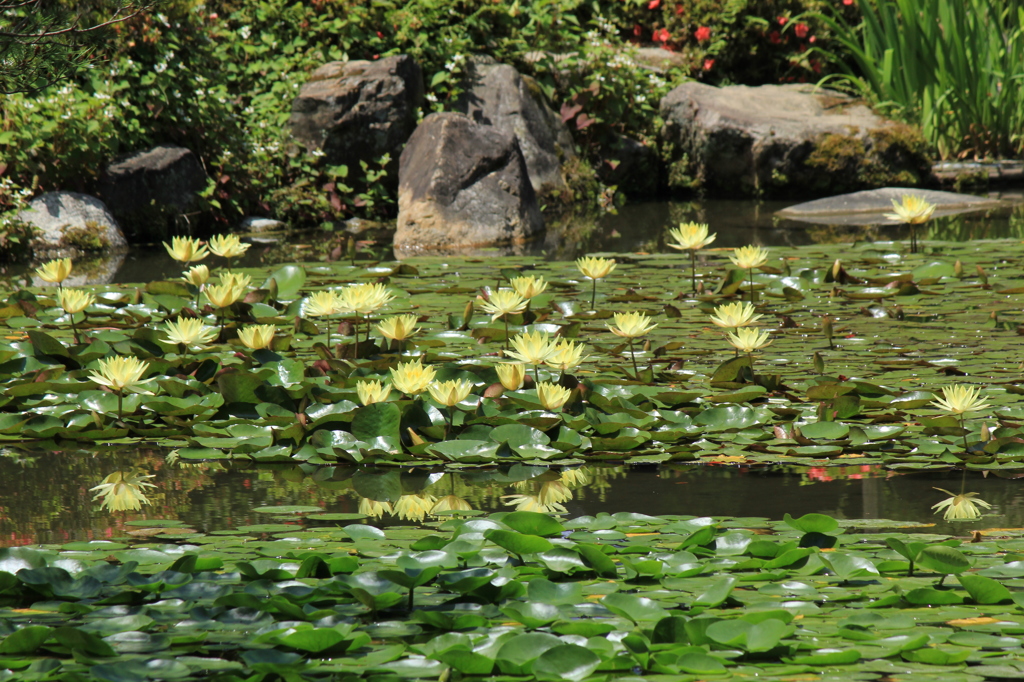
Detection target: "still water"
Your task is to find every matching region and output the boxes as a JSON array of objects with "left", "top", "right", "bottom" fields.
[
  {"left": 14, "top": 193, "right": 1023, "bottom": 285},
  {"left": 2, "top": 447, "right": 1020, "bottom": 547}
]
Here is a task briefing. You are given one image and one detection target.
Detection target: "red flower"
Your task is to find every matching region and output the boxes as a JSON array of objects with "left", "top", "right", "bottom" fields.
[
  {"left": 703, "top": 58, "right": 715, "bottom": 71},
  {"left": 633, "top": 24, "right": 643, "bottom": 37},
  {"left": 675, "top": 4, "right": 685, "bottom": 14},
  {"left": 769, "top": 30, "right": 781, "bottom": 44},
  {"left": 843, "top": 0, "right": 854, "bottom": 4},
  {"left": 653, "top": 28, "right": 671, "bottom": 43},
  {"left": 794, "top": 22, "right": 809, "bottom": 38},
  {"left": 777, "top": 16, "right": 787, "bottom": 25},
  {"left": 648, "top": 0, "right": 660, "bottom": 8},
  {"left": 809, "top": 35, "right": 817, "bottom": 43},
  {"left": 694, "top": 25, "right": 711, "bottom": 42},
  {"left": 376, "top": 30, "right": 384, "bottom": 38}
]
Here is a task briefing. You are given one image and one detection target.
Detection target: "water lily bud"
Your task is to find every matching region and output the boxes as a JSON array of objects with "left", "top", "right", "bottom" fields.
[
  {"left": 495, "top": 363, "right": 526, "bottom": 391},
  {"left": 813, "top": 351, "right": 825, "bottom": 375},
  {"left": 954, "top": 259, "right": 964, "bottom": 278}
]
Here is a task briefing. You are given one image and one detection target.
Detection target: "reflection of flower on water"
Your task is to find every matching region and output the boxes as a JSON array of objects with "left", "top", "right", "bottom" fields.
[
  {"left": 560, "top": 467, "right": 590, "bottom": 488},
  {"left": 359, "top": 498, "right": 392, "bottom": 518},
  {"left": 91, "top": 471, "right": 157, "bottom": 512},
  {"left": 431, "top": 494, "right": 472, "bottom": 515},
  {"left": 349, "top": 466, "right": 603, "bottom": 522},
  {"left": 802, "top": 465, "right": 876, "bottom": 485},
  {"left": 503, "top": 478, "right": 576, "bottom": 514},
  {"left": 393, "top": 494, "right": 437, "bottom": 522}
]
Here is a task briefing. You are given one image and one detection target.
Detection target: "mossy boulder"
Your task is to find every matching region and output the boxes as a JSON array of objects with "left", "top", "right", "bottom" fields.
[
  {"left": 17, "top": 192, "right": 128, "bottom": 260},
  {"left": 660, "top": 83, "right": 933, "bottom": 198}
]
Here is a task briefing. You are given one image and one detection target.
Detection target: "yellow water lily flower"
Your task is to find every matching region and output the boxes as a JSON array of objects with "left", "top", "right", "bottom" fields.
[
  {"left": 428, "top": 378, "right": 474, "bottom": 407},
  {"left": 667, "top": 222, "right": 716, "bottom": 251},
  {"left": 931, "top": 385, "right": 990, "bottom": 415},
  {"left": 510, "top": 275, "right": 548, "bottom": 299},
  {"left": 219, "top": 272, "right": 252, "bottom": 291},
  {"left": 91, "top": 471, "right": 156, "bottom": 512},
  {"left": 577, "top": 256, "right": 616, "bottom": 310},
  {"left": 709, "top": 301, "right": 762, "bottom": 328},
  {"left": 431, "top": 495, "right": 473, "bottom": 515},
  {"left": 505, "top": 331, "right": 557, "bottom": 366},
  {"left": 359, "top": 497, "right": 392, "bottom": 518},
  {"left": 394, "top": 494, "right": 437, "bottom": 522},
  {"left": 356, "top": 379, "right": 392, "bottom": 406},
  {"left": 479, "top": 289, "right": 527, "bottom": 321},
  {"left": 208, "top": 233, "right": 251, "bottom": 259},
  {"left": 58, "top": 288, "right": 95, "bottom": 314},
  {"left": 182, "top": 264, "right": 210, "bottom": 287},
  {"left": 537, "top": 382, "right": 572, "bottom": 411},
  {"left": 163, "top": 236, "right": 208, "bottom": 264},
  {"left": 932, "top": 488, "right": 991, "bottom": 521},
  {"left": 340, "top": 282, "right": 394, "bottom": 315},
  {"left": 730, "top": 245, "right": 770, "bottom": 269},
  {"left": 237, "top": 324, "right": 275, "bottom": 350},
  {"left": 377, "top": 314, "right": 419, "bottom": 342},
  {"left": 390, "top": 359, "right": 436, "bottom": 395},
  {"left": 36, "top": 257, "right": 72, "bottom": 284},
  {"left": 726, "top": 327, "right": 772, "bottom": 353},
  {"left": 205, "top": 282, "right": 244, "bottom": 309},
  {"left": 304, "top": 290, "right": 344, "bottom": 317},
  {"left": 163, "top": 317, "right": 216, "bottom": 348},
  {"left": 576, "top": 256, "right": 616, "bottom": 279},
  {"left": 885, "top": 195, "right": 936, "bottom": 224},
  {"left": 609, "top": 311, "right": 657, "bottom": 339},
  {"left": 495, "top": 363, "right": 526, "bottom": 391},
  {"left": 545, "top": 339, "right": 587, "bottom": 372},
  {"left": 89, "top": 355, "right": 150, "bottom": 391}
]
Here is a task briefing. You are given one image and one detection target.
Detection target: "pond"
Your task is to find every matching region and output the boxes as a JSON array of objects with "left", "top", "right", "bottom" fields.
[{"left": 4, "top": 194, "right": 1024, "bottom": 550}]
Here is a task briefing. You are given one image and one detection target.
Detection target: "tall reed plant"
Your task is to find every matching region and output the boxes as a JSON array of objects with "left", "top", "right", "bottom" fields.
[{"left": 813, "top": 0, "right": 1024, "bottom": 159}]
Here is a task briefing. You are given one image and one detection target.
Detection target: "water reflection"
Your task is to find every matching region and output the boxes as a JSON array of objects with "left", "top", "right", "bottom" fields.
[
  {"left": 1, "top": 447, "right": 1023, "bottom": 545},
  {"left": 5, "top": 195, "right": 1023, "bottom": 286}
]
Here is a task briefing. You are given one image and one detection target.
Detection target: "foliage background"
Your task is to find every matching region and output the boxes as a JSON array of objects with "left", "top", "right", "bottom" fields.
[{"left": 0, "top": 0, "right": 851, "bottom": 235}]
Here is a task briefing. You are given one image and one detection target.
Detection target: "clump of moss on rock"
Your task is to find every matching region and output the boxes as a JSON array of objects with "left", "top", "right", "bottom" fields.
[
  {"left": 60, "top": 221, "right": 109, "bottom": 252},
  {"left": 803, "top": 123, "right": 933, "bottom": 195}
]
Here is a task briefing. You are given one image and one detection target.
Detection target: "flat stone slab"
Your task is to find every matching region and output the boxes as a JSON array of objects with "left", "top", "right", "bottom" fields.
[{"left": 776, "top": 188, "right": 1005, "bottom": 226}]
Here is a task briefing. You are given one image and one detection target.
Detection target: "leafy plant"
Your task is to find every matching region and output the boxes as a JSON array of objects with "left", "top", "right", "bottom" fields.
[{"left": 813, "top": 0, "right": 1024, "bottom": 159}]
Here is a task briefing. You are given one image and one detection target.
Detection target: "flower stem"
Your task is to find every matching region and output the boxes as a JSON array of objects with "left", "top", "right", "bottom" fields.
[
  {"left": 590, "top": 279, "right": 597, "bottom": 311},
  {"left": 627, "top": 338, "right": 639, "bottom": 380},
  {"left": 960, "top": 413, "right": 968, "bottom": 452},
  {"left": 503, "top": 316, "right": 510, "bottom": 350},
  {"left": 690, "top": 250, "right": 697, "bottom": 293},
  {"left": 117, "top": 390, "right": 123, "bottom": 421}
]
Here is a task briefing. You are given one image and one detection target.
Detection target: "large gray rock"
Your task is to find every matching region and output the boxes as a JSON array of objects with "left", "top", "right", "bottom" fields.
[
  {"left": 17, "top": 192, "right": 128, "bottom": 259},
  {"left": 777, "top": 188, "right": 1003, "bottom": 226},
  {"left": 394, "top": 112, "right": 543, "bottom": 257},
  {"left": 454, "top": 57, "right": 575, "bottom": 195},
  {"left": 98, "top": 145, "right": 208, "bottom": 240},
  {"left": 661, "top": 83, "right": 933, "bottom": 197},
  {"left": 289, "top": 55, "right": 423, "bottom": 184}
]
